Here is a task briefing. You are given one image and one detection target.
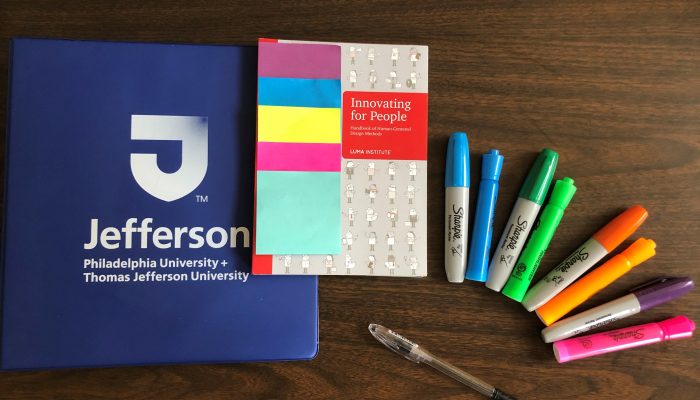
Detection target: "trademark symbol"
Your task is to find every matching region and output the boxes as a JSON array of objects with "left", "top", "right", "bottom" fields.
[{"left": 196, "top": 195, "right": 209, "bottom": 203}]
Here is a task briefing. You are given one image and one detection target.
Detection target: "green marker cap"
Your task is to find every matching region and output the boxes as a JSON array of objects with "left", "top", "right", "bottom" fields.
[
  {"left": 549, "top": 177, "right": 576, "bottom": 209},
  {"left": 518, "top": 149, "right": 558, "bottom": 205}
]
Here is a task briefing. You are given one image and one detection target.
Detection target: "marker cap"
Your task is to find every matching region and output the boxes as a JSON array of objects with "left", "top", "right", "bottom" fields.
[
  {"left": 481, "top": 149, "right": 504, "bottom": 181},
  {"left": 619, "top": 238, "right": 656, "bottom": 266},
  {"left": 445, "top": 132, "right": 469, "bottom": 188},
  {"left": 634, "top": 277, "right": 695, "bottom": 311},
  {"left": 659, "top": 316, "right": 695, "bottom": 340},
  {"left": 548, "top": 177, "right": 576, "bottom": 209},
  {"left": 518, "top": 148, "right": 558, "bottom": 205},
  {"left": 592, "top": 205, "right": 648, "bottom": 251}
]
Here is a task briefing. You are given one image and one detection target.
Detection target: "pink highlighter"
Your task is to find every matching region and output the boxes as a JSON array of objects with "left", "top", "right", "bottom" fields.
[{"left": 553, "top": 316, "right": 695, "bottom": 363}]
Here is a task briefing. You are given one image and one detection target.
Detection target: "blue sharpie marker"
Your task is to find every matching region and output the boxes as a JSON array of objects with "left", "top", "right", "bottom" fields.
[
  {"left": 466, "top": 149, "right": 504, "bottom": 282},
  {"left": 444, "top": 132, "right": 470, "bottom": 283}
]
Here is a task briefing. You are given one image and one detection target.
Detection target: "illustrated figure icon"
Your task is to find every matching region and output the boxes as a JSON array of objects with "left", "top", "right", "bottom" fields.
[
  {"left": 386, "top": 71, "right": 401, "bottom": 89},
  {"left": 345, "top": 254, "right": 356, "bottom": 274},
  {"left": 349, "top": 70, "right": 358, "bottom": 88},
  {"left": 387, "top": 208, "right": 398, "bottom": 228},
  {"left": 406, "top": 71, "right": 419, "bottom": 89},
  {"left": 408, "top": 208, "right": 418, "bottom": 227},
  {"left": 349, "top": 46, "right": 361, "bottom": 65},
  {"left": 301, "top": 255, "right": 310, "bottom": 274},
  {"left": 369, "top": 70, "right": 377, "bottom": 89},
  {"left": 406, "top": 231, "right": 416, "bottom": 251},
  {"left": 391, "top": 47, "right": 399, "bottom": 66},
  {"left": 367, "top": 47, "right": 376, "bottom": 65},
  {"left": 387, "top": 185, "right": 396, "bottom": 204},
  {"left": 385, "top": 255, "right": 397, "bottom": 276},
  {"left": 345, "top": 183, "right": 354, "bottom": 203},
  {"left": 346, "top": 161, "right": 356, "bottom": 180},
  {"left": 365, "top": 184, "right": 378, "bottom": 203},
  {"left": 342, "top": 231, "right": 355, "bottom": 250},
  {"left": 347, "top": 207, "right": 355, "bottom": 227},
  {"left": 406, "top": 255, "right": 419, "bottom": 276},
  {"left": 408, "top": 161, "right": 418, "bottom": 181},
  {"left": 388, "top": 161, "right": 397, "bottom": 180},
  {"left": 366, "top": 208, "right": 377, "bottom": 227},
  {"left": 367, "top": 161, "right": 376, "bottom": 180},
  {"left": 406, "top": 185, "right": 416, "bottom": 204},
  {"left": 386, "top": 232, "right": 396, "bottom": 251},
  {"left": 324, "top": 255, "right": 335, "bottom": 274},
  {"left": 368, "top": 231, "right": 377, "bottom": 251},
  {"left": 368, "top": 255, "right": 376, "bottom": 274},
  {"left": 281, "top": 255, "right": 293, "bottom": 274},
  {"left": 408, "top": 47, "right": 421, "bottom": 67}
]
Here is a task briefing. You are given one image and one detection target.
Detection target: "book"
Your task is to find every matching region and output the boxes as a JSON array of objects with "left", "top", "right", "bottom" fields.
[
  {"left": 1, "top": 38, "right": 318, "bottom": 370},
  {"left": 253, "top": 39, "right": 428, "bottom": 276}
]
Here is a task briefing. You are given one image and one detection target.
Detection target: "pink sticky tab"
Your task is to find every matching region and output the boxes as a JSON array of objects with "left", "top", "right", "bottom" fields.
[
  {"left": 258, "top": 41, "right": 341, "bottom": 79},
  {"left": 257, "top": 142, "right": 341, "bottom": 172}
]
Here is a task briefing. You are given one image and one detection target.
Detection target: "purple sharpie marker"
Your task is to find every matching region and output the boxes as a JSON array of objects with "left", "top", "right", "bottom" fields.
[{"left": 541, "top": 277, "right": 694, "bottom": 343}]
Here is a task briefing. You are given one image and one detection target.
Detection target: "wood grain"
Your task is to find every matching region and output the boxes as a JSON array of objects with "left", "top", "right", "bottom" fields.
[{"left": 1, "top": 1, "right": 699, "bottom": 399}]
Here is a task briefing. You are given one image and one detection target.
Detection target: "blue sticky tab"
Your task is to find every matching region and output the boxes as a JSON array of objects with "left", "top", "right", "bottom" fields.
[
  {"left": 445, "top": 132, "right": 470, "bottom": 187},
  {"left": 258, "top": 77, "right": 341, "bottom": 108}
]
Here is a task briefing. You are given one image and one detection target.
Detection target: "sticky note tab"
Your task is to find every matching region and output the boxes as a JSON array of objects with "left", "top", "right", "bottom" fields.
[
  {"left": 256, "top": 171, "right": 341, "bottom": 255},
  {"left": 259, "top": 42, "right": 341, "bottom": 79},
  {"left": 258, "top": 77, "right": 341, "bottom": 108},
  {"left": 257, "top": 142, "right": 341, "bottom": 172},
  {"left": 258, "top": 105, "right": 341, "bottom": 144}
]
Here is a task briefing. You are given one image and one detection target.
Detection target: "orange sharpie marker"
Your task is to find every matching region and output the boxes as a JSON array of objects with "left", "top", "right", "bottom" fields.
[
  {"left": 536, "top": 238, "right": 656, "bottom": 326},
  {"left": 521, "top": 205, "right": 648, "bottom": 311}
]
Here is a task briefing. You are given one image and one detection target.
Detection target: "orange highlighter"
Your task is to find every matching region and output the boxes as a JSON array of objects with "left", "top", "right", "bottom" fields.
[{"left": 536, "top": 237, "right": 656, "bottom": 326}]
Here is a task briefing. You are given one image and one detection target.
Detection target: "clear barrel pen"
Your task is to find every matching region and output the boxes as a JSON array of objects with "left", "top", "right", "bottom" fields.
[{"left": 369, "top": 324, "right": 517, "bottom": 400}]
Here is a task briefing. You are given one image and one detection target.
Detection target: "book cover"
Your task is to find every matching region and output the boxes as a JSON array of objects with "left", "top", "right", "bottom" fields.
[
  {"left": 1, "top": 38, "right": 318, "bottom": 370},
  {"left": 253, "top": 39, "right": 428, "bottom": 276}
]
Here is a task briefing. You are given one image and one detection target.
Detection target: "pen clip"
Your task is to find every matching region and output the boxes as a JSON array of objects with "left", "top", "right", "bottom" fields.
[{"left": 628, "top": 277, "right": 674, "bottom": 293}]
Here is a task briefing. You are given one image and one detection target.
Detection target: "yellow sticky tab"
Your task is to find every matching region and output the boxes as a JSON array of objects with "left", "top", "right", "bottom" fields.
[{"left": 258, "top": 105, "right": 341, "bottom": 143}]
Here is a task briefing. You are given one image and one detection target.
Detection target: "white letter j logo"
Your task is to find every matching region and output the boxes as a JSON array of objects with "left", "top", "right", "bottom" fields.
[{"left": 130, "top": 115, "right": 208, "bottom": 202}]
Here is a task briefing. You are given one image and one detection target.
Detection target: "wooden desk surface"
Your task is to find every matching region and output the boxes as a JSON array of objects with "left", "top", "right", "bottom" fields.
[{"left": 0, "top": 1, "right": 698, "bottom": 399}]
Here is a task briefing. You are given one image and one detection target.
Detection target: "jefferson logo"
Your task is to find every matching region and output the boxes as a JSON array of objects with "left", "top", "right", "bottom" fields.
[{"left": 130, "top": 115, "right": 208, "bottom": 202}]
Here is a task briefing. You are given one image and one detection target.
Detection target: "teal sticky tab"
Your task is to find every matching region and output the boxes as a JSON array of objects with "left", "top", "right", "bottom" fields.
[{"left": 256, "top": 171, "right": 341, "bottom": 255}]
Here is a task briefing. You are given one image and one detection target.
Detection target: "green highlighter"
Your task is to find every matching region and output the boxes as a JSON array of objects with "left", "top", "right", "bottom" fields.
[{"left": 502, "top": 177, "right": 577, "bottom": 302}]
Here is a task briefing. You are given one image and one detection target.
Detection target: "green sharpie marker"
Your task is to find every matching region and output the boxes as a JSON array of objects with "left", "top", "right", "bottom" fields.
[{"left": 502, "top": 177, "right": 577, "bottom": 302}]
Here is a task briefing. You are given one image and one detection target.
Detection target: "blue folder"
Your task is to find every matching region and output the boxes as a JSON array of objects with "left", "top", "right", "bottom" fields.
[{"left": 0, "top": 38, "right": 318, "bottom": 369}]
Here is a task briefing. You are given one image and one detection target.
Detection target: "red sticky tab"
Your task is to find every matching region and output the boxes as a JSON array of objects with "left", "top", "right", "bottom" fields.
[
  {"left": 342, "top": 91, "right": 427, "bottom": 160},
  {"left": 252, "top": 253, "right": 273, "bottom": 274}
]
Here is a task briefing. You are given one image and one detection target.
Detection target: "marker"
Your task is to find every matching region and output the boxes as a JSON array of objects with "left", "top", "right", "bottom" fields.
[
  {"left": 553, "top": 315, "right": 695, "bottom": 363},
  {"left": 541, "top": 277, "right": 694, "bottom": 343},
  {"left": 521, "top": 205, "right": 648, "bottom": 311},
  {"left": 501, "top": 177, "right": 576, "bottom": 301},
  {"left": 536, "top": 238, "right": 656, "bottom": 326},
  {"left": 485, "top": 149, "right": 558, "bottom": 291},
  {"left": 445, "top": 132, "right": 469, "bottom": 283},
  {"left": 466, "top": 149, "right": 504, "bottom": 282}
]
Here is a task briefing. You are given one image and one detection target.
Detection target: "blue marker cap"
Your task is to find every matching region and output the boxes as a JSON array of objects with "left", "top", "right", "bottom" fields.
[
  {"left": 445, "top": 132, "right": 469, "bottom": 187},
  {"left": 481, "top": 149, "right": 504, "bottom": 181},
  {"left": 465, "top": 149, "right": 504, "bottom": 282}
]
